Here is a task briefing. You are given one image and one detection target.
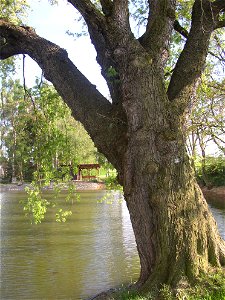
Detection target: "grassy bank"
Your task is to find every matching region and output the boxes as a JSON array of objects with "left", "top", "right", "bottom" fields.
[{"left": 103, "top": 269, "right": 225, "bottom": 300}]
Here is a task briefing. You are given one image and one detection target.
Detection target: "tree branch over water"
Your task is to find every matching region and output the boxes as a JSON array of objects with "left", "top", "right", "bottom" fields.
[{"left": 0, "top": 19, "right": 127, "bottom": 170}]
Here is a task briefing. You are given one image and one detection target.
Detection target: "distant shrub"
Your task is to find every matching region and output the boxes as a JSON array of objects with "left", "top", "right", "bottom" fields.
[
  {"left": 195, "top": 156, "right": 225, "bottom": 187},
  {"left": 104, "top": 174, "right": 123, "bottom": 191}
]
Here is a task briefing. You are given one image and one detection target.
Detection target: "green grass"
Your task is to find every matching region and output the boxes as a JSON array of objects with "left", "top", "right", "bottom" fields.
[{"left": 111, "top": 269, "right": 225, "bottom": 300}]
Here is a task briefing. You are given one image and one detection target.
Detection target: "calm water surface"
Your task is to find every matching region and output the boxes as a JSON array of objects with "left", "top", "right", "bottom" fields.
[
  {"left": 0, "top": 191, "right": 139, "bottom": 300},
  {"left": 0, "top": 190, "right": 225, "bottom": 300},
  {"left": 208, "top": 201, "right": 225, "bottom": 240}
]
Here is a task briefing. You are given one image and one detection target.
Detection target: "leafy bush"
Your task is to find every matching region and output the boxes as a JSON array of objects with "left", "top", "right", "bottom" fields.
[
  {"left": 195, "top": 156, "right": 225, "bottom": 187},
  {"left": 104, "top": 174, "right": 123, "bottom": 191}
]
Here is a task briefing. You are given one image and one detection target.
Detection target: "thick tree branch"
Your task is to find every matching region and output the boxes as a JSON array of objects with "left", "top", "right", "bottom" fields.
[
  {"left": 173, "top": 20, "right": 225, "bottom": 63},
  {"left": 167, "top": 0, "right": 216, "bottom": 103},
  {"left": 112, "top": 0, "right": 130, "bottom": 29},
  {"left": 168, "top": 0, "right": 225, "bottom": 103},
  {"left": 66, "top": 0, "right": 123, "bottom": 107},
  {"left": 138, "top": 0, "right": 176, "bottom": 66},
  {"left": 67, "top": 0, "right": 132, "bottom": 109},
  {"left": 0, "top": 20, "right": 127, "bottom": 170}
]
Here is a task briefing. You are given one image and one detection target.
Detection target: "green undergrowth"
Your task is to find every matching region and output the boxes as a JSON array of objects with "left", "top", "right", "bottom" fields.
[{"left": 113, "top": 269, "right": 225, "bottom": 300}]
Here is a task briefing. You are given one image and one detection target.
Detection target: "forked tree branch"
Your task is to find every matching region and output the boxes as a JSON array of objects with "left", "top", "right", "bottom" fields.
[
  {"left": 139, "top": 0, "right": 176, "bottom": 66},
  {"left": 168, "top": 0, "right": 225, "bottom": 103},
  {"left": 173, "top": 20, "right": 225, "bottom": 62},
  {"left": 167, "top": 0, "right": 217, "bottom": 102}
]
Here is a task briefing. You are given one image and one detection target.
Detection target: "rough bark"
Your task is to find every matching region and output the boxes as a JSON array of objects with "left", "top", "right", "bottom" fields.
[
  {"left": 1, "top": 0, "right": 225, "bottom": 292},
  {"left": 139, "top": 0, "right": 176, "bottom": 68},
  {"left": 117, "top": 50, "right": 225, "bottom": 286}
]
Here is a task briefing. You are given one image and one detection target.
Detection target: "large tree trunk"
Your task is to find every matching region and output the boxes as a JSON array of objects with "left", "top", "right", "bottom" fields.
[
  {"left": 124, "top": 146, "right": 225, "bottom": 288},
  {"left": 120, "top": 65, "right": 225, "bottom": 288}
]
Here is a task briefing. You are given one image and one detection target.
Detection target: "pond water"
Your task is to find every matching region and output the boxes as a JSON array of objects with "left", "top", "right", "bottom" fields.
[
  {"left": 0, "top": 190, "right": 225, "bottom": 300},
  {"left": 208, "top": 201, "right": 225, "bottom": 240},
  {"left": 0, "top": 191, "right": 139, "bottom": 299}
]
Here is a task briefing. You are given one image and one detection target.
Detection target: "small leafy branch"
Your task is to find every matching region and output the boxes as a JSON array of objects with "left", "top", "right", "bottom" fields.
[{"left": 21, "top": 183, "right": 50, "bottom": 224}]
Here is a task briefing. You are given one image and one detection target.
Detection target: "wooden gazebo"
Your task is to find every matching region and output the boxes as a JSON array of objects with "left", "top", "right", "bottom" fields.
[{"left": 77, "top": 164, "right": 100, "bottom": 181}]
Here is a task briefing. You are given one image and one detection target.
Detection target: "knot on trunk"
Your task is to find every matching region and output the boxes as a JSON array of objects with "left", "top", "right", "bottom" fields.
[{"left": 143, "top": 160, "right": 159, "bottom": 175}]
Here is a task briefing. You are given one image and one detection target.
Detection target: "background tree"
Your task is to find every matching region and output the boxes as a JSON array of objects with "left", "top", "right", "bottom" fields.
[
  {"left": 1, "top": 0, "right": 225, "bottom": 294},
  {"left": 0, "top": 78, "right": 97, "bottom": 183},
  {"left": 185, "top": 75, "right": 225, "bottom": 186},
  {"left": 0, "top": 77, "right": 28, "bottom": 182}
]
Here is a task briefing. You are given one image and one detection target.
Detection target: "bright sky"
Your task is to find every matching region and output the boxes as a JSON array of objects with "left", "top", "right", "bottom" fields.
[{"left": 20, "top": 0, "right": 109, "bottom": 97}]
